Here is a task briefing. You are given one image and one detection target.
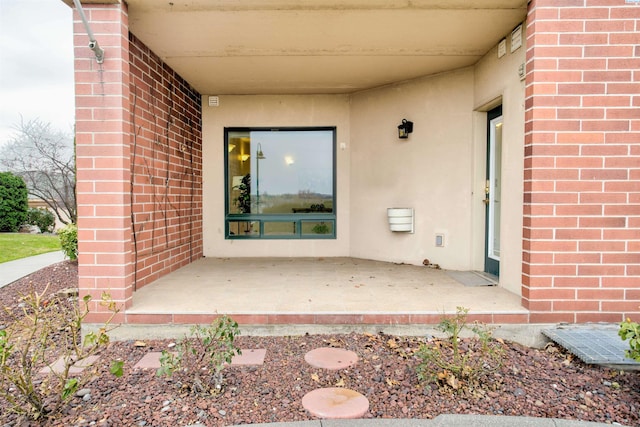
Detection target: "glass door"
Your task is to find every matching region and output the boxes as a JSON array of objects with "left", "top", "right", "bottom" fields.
[{"left": 484, "top": 106, "right": 502, "bottom": 276}]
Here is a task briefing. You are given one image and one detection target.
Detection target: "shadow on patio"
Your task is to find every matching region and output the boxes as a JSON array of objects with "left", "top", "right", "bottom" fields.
[{"left": 126, "top": 257, "right": 529, "bottom": 326}]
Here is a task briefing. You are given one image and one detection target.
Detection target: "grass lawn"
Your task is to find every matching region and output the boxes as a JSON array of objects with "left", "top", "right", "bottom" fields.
[{"left": 0, "top": 233, "right": 61, "bottom": 264}]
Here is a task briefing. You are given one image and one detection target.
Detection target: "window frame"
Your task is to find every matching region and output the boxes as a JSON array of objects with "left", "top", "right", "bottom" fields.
[{"left": 224, "top": 126, "right": 337, "bottom": 240}]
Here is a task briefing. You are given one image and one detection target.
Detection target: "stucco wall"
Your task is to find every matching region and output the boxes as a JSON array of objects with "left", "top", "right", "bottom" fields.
[
  {"left": 473, "top": 28, "right": 527, "bottom": 295},
  {"left": 201, "top": 95, "right": 351, "bottom": 257},
  {"left": 201, "top": 49, "right": 526, "bottom": 295},
  {"left": 349, "top": 68, "right": 476, "bottom": 270},
  {"left": 348, "top": 35, "right": 525, "bottom": 294}
]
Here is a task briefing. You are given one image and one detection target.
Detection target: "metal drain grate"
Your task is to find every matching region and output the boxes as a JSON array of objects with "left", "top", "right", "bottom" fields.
[{"left": 543, "top": 326, "right": 640, "bottom": 369}]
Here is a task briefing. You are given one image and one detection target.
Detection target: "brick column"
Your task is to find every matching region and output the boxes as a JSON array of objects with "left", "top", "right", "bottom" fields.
[
  {"left": 523, "top": 0, "right": 640, "bottom": 323},
  {"left": 74, "top": 2, "right": 131, "bottom": 321}
]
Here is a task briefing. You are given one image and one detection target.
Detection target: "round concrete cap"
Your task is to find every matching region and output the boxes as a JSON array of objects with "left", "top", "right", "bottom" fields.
[
  {"left": 302, "top": 387, "right": 369, "bottom": 419},
  {"left": 304, "top": 347, "right": 358, "bottom": 370}
]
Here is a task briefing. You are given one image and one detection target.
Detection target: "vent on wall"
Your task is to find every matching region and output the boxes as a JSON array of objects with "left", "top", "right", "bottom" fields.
[{"left": 208, "top": 96, "right": 219, "bottom": 107}]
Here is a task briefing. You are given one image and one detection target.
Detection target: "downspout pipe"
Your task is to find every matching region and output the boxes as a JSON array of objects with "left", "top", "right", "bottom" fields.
[{"left": 72, "top": 0, "right": 105, "bottom": 64}]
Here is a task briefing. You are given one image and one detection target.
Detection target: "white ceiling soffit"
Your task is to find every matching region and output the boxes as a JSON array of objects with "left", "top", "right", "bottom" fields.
[{"left": 125, "top": 0, "right": 528, "bottom": 95}]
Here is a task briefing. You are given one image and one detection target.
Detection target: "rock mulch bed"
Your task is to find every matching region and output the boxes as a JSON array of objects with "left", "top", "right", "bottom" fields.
[{"left": 1, "top": 260, "right": 640, "bottom": 426}]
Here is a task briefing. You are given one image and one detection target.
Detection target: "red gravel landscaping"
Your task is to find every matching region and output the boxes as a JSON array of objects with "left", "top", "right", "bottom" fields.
[{"left": 1, "top": 260, "right": 639, "bottom": 426}]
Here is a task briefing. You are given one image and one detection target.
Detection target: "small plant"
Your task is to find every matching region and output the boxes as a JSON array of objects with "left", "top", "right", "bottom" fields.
[
  {"left": 233, "top": 174, "right": 251, "bottom": 214},
  {"left": 0, "top": 286, "right": 121, "bottom": 420},
  {"left": 619, "top": 318, "right": 640, "bottom": 361},
  {"left": 58, "top": 223, "right": 78, "bottom": 260},
  {"left": 312, "top": 222, "right": 329, "bottom": 234},
  {"left": 157, "top": 315, "right": 241, "bottom": 395},
  {"left": 416, "top": 306, "right": 504, "bottom": 392},
  {"left": 25, "top": 207, "right": 55, "bottom": 233}
]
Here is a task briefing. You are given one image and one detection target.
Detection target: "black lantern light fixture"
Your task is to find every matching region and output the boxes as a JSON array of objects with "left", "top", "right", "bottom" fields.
[{"left": 397, "top": 119, "right": 414, "bottom": 139}]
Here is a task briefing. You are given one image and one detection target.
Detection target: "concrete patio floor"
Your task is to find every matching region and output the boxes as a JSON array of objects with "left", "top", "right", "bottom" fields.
[{"left": 126, "top": 257, "right": 529, "bottom": 326}]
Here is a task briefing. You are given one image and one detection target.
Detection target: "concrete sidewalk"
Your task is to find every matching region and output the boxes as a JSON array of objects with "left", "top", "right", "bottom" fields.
[
  {"left": 227, "top": 417, "right": 622, "bottom": 427},
  {"left": 0, "top": 251, "right": 65, "bottom": 288}
]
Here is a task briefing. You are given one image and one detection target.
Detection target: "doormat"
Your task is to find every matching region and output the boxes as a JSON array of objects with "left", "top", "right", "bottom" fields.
[
  {"left": 543, "top": 326, "right": 640, "bottom": 370},
  {"left": 446, "top": 271, "right": 498, "bottom": 287}
]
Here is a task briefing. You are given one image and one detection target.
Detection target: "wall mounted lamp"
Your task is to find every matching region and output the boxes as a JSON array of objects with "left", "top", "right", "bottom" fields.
[
  {"left": 240, "top": 154, "right": 250, "bottom": 162},
  {"left": 397, "top": 119, "right": 414, "bottom": 139}
]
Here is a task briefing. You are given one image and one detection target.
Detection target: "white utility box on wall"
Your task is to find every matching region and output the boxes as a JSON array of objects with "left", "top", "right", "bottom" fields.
[{"left": 387, "top": 208, "right": 414, "bottom": 233}]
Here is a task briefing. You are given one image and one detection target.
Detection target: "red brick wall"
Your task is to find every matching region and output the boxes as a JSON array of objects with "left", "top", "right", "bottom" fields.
[
  {"left": 523, "top": 0, "right": 640, "bottom": 323},
  {"left": 128, "top": 34, "right": 203, "bottom": 290},
  {"left": 75, "top": 3, "right": 132, "bottom": 321},
  {"left": 74, "top": 3, "right": 202, "bottom": 322}
]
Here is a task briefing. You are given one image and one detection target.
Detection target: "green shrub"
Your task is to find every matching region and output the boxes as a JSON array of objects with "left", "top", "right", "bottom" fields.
[
  {"left": 0, "top": 287, "right": 121, "bottom": 420},
  {"left": 416, "top": 307, "right": 504, "bottom": 392},
  {"left": 157, "top": 315, "right": 241, "bottom": 395},
  {"left": 58, "top": 223, "right": 78, "bottom": 260},
  {"left": 619, "top": 318, "right": 640, "bottom": 361},
  {"left": 0, "top": 172, "right": 28, "bottom": 232},
  {"left": 25, "top": 207, "right": 55, "bottom": 233}
]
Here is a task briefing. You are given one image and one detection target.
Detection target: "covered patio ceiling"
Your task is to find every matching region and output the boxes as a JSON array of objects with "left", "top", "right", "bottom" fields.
[{"left": 74, "top": 0, "right": 529, "bottom": 95}]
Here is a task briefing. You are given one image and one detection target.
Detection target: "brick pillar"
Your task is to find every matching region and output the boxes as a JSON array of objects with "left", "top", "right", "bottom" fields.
[
  {"left": 74, "top": 2, "right": 131, "bottom": 321},
  {"left": 523, "top": 0, "right": 640, "bottom": 323}
]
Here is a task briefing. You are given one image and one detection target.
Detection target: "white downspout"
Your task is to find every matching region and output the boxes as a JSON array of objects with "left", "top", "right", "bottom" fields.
[{"left": 72, "top": 0, "right": 105, "bottom": 64}]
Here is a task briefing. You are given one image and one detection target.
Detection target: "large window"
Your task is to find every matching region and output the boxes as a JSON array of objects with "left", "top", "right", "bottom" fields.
[{"left": 225, "top": 127, "right": 336, "bottom": 239}]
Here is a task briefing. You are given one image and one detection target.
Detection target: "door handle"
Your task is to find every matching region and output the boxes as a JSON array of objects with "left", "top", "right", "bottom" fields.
[{"left": 483, "top": 180, "right": 490, "bottom": 205}]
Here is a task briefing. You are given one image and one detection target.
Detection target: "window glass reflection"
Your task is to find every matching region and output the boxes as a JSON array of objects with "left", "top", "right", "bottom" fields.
[{"left": 227, "top": 129, "right": 334, "bottom": 215}]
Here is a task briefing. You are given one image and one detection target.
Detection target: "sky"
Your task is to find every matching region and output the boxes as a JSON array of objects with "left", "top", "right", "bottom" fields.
[{"left": 0, "top": 0, "right": 75, "bottom": 146}]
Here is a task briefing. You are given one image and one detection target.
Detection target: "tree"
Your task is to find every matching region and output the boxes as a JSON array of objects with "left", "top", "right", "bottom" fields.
[
  {"left": 0, "top": 172, "right": 28, "bottom": 232},
  {"left": 0, "top": 118, "right": 76, "bottom": 225},
  {"left": 26, "top": 207, "right": 55, "bottom": 233}
]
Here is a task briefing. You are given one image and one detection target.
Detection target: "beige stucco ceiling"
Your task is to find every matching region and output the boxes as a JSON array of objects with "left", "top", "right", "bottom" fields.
[{"left": 80, "top": 0, "right": 529, "bottom": 95}]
